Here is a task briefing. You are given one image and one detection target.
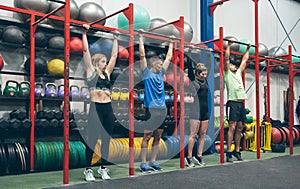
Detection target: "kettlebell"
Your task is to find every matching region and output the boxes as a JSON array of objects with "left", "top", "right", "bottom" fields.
[
  {"left": 19, "top": 81, "right": 30, "bottom": 96},
  {"left": 138, "top": 89, "right": 144, "bottom": 101},
  {"left": 111, "top": 87, "right": 120, "bottom": 101},
  {"left": 45, "top": 83, "right": 57, "bottom": 97},
  {"left": 3, "top": 80, "right": 18, "bottom": 96},
  {"left": 80, "top": 86, "right": 90, "bottom": 100},
  {"left": 70, "top": 85, "right": 80, "bottom": 99},
  {"left": 35, "top": 83, "right": 45, "bottom": 97},
  {"left": 57, "top": 84, "right": 64, "bottom": 98},
  {"left": 120, "top": 88, "right": 129, "bottom": 101}
]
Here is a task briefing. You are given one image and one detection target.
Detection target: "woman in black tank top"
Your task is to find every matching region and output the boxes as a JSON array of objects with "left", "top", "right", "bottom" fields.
[
  {"left": 185, "top": 63, "right": 210, "bottom": 167},
  {"left": 81, "top": 24, "right": 119, "bottom": 181}
]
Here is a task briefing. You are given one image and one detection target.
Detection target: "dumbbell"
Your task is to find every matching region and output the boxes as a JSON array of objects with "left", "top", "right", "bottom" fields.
[
  {"left": 21, "top": 118, "right": 31, "bottom": 129},
  {"left": 54, "top": 110, "right": 63, "bottom": 120},
  {"left": 49, "top": 118, "right": 59, "bottom": 128},
  {"left": 10, "top": 109, "right": 27, "bottom": 121},
  {"left": 0, "top": 118, "right": 9, "bottom": 130},
  {"left": 43, "top": 109, "right": 54, "bottom": 121},
  {"left": 9, "top": 118, "right": 21, "bottom": 129},
  {"left": 35, "top": 118, "right": 49, "bottom": 128}
]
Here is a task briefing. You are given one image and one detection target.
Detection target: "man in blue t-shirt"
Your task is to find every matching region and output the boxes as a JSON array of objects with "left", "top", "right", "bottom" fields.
[{"left": 138, "top": 30, "right": 174, "bottom": 173}]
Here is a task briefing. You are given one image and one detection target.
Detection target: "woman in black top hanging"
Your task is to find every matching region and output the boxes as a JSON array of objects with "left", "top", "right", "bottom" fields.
[
  {"left": 185, "top": 63, "right": 210, "bottom": 167},
  {"left": 81, "top": 24, "right": 119, "bottom": 181}
]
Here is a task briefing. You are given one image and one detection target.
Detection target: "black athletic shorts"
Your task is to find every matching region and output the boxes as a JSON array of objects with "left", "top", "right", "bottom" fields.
[
  {"left": 226, "top": 101, "right": 246, "bottom": 122},
  {"left": 142, "top": 108, "right": 167, "bottom": 130}
]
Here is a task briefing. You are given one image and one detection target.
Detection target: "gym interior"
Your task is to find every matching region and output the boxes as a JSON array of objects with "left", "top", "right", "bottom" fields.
[{"left": 0, "top": 0, "right": 300, "bottom": 188}]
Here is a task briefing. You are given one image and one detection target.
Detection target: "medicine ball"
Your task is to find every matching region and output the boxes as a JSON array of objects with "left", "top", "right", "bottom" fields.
[
  {"left": 25, "top": 31, "right": 48, "bottom": 48},
  {"left": 2, "top": 25, "right": 26, "bottom": 45},
  {"left": 118, "top": 45, "right": 129, "bottom": 59},
  {"left": 70, "top": 37, "right": 83, "bottom": 52},
  {"left": 47, "top": 59, "right": 64, "bottom": 75},
  {"left": 24, "top": 56, "right": 48, "bottom": 74},
  {"left": 48, "top": 35, "right": 64, "bottom": 49},
  {"left": 79, "top": 2, "right": 106, "bottom": 25}
]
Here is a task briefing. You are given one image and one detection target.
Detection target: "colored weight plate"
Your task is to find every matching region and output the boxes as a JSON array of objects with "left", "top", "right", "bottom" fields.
[
  {"left": 0, "top": 144, "right": 6, "bottom": 174},
  {"left": 74, "top": 141, "right": 86, "bottom": 167},
  {"left": 134, "top": 138, "right": 142, "bottom": 160},
  {"left": 113, "top": 139, "right": 123, "bottom": 161},
  {"left": 53, "top": 142, "right": 63, "bottom": 169},
  {"left": 44, "top": 142, "right": 54, "bottom": 170},
  {"left": 120, "top": 138, "right": 129, "bottom": 159},
  {"left": 20, "top": 143, "right": 30, "bottom": 172},
  {"left": 39, "top": 142, "right": 48, "bottom": 170},
  {"left": 159, "top": 139, "right": 168, "bottom": 158},
  {"left": 70, "top": 142, "right": 79, "bottom": 168},
  {"left": 109, "top": 139, "right": 118, "bottom": 162},
  {"left": 17, "top": 143, "right": 26, "bottom": 171},
  {"left": 15, "top": 143, "right": 24, "bottom": 172},
  {"left": 34, "top": 142, "right": 43, "bottom": 170},
  {"left": 117, "top": 138, "right": 127, "bottom": 161},
  {"left": 7, "top": 143, "right": 18, "bottom": 173}
]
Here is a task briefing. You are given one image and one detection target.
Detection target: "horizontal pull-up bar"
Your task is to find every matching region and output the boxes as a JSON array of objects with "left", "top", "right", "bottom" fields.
[
  {"left": 48, "top": 0, "right": 66, "bottom": 4},
  {"left": 223, "top": 38, "right": 257, "bottom": 48},
  {"left": 137, "top": 29, "right": 180, "bottom": 41}
]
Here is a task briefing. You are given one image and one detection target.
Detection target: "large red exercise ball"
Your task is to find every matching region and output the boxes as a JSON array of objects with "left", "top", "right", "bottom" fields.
[
  {"left": 118, "top": 4, "right": 150, "bottom": 31},
  {"left": 2, "top": 25, "right": 26, "bottom": 45},
  {"left": 223, "top": 36, "right": 240, "bottom": 52},
  {"left": 47, "top": 59, "right": 64, "bottom": 76},
  {"left": 145, "top": 18, "right": 173, "bottom": 44},
  {"left": 14, "top": 0, "right": 49, "bottom": 22},
  {"left": 70, "top": 37, "right": 83, "bottom": 52},
  {"left": 238, "top": 39, "right": 255, "bottom": 55},
  {"left": 118, "top": 45, "right": 129, "bottom": 59},
  {"left": 48, "top": 0, "right": 79, "bottom": 27},
  {"left": 0, "top": 56, "right": 4, "bottom": 71},
  {"left": 25, "top": 31, "right": 48, "bottom": 48},
  {"left": 172, "top": 21, "right": 194, "bottom": 42},
  {"left": 48, "top": 35, "right": 64, "bottom": 50},
  {"left": 79, "top": 2, "right": 106, "bottom": 26},
  {"left": 24, "top": 56, "right": 48, "bottom": 74}
]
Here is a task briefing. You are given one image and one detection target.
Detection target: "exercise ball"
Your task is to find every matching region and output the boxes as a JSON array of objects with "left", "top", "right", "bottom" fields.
[
  {"left": 14, "top": 0, "right": 49, "bottom": 22},
  {"left": 24, "top": 56, "right": 48, "bottom": 74},
  {"left": 70, "top": 37, "right": 83, "bottom": 52},
  {"left": 48, "top": 0, "right": 79, "bottom": 27},
  {"left": 258, "top": 43, "right": 268, "bottom": 56},
  {"left": 145, "top": 18, "right": 173, "bottom": 44},
  {"left": 118, "top": 4, "right": 150, "bottom": 31},
  {"left": 172, "top": 21, "right": 194, "bottom": 42},
  {"left": 134, "top": 49, "right": 140, "bottom": 60},
  {"left": 268, "top": 46, "right": 287, "bottom": 57},
  {"left": 292, "top": 50, "right": 300, "bottom": 63},
  {"left": 2, "top": 25, "right": 26, "bottom": 45},
  {"left": 223, "top": 36, "right": 239, "bottom": 52},
  {"left": 146, "top": 50, "right": 157, "bottom": 58},
  {"left": 89, "top": 41, "right": 102, "bottom": 55},
  {"left": 25, "top": 31, "right": 48, "bottom": 48},
  {"left": 238, "top": 39, "right": 255, "bottom": 55},
  {"left": 48, "top": 35, "right": 64, "bottom": 49},
  {"left": 79, "top": 2, "right": 106, "bottom": 25},
  {"left": 110, "top": 67, "right": 122, "bottom": 81},
  {"left": 0, "top": 56, "right": 4, "bottom": 71},
  {"left": 118, "top": 45, "right": 129, "bottom": 59},
  {"left": 47, "top": 59, "right": 64, "bottom": 75},
  {"left": 100, "top": 39, "right": 113, "bottom": 57}
]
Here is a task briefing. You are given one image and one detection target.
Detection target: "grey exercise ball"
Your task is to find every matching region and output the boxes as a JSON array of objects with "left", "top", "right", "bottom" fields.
[
  {"left": 14, "top": 0, "right": 49, "bottom": 22},
  {"left": 48, "top": 35, "right": 64, "bottom": 50},
  {"left": 258, "top": 43, "right": 268, "bottom": 56},
  {"left": 2, "top": 25, "right": 26, "bottom": 45},
  {"left": 172, "top": 21, "right": 194, "bottom": 42},
  {"left": 268, "top": 46, "right": 287, "bottom": 56},
  {"left": 223, "top": 36, "right": 240, "bottom": 52},
  {"left": 145, "top": 18, "right": 173, "bottom": 44},
  {"left": 48, "top": 0, "right": 79, "bottom": 27},
  {"left": 79, "top": 2, "right": 106, "bottom": 26}
]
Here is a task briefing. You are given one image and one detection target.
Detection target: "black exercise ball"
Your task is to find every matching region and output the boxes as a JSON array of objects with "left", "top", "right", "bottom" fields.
[
  {"left": 25, "top": 31, "right": 48, "bottom": 48},
  {"left": 79, "top": 2, "right": 106, "bottom": 26},
  {"left": 24, "top": 56, "right": 48, "bottom": 74},
  {"left": 48, "top": 35, "right": 64, "bottom": 49},
  {"left": 111, "top": 67, "right": 122, "bottom": 81},
  {"left": 2, "top": 25, "right": 26, "bottom": 45},
  {"left": 146, "top": 50, "right": 157, "bottom": 58}
]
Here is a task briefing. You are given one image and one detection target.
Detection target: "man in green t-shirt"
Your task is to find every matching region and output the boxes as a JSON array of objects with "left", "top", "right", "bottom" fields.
[{"left": 224, "top": 40, "right": 251, "bottom": 163}]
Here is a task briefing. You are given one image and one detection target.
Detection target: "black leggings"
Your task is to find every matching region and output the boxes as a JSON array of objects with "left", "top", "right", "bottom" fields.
[{"left": 83, "top": 102, "right": 115, "bottom": 167}]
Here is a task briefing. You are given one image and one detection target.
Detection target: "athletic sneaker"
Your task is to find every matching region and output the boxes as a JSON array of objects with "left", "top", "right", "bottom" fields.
[
  {"left": 226, "top": 152, "right": 233, "bottom": 163},
  {"left": 84, "top": 168, "right": 96, "bottom": 182},
  {"left": 233, "top": 151, "right": 243, "bottom": 161},
  {"left": 185, "top": 157, "right": 195, "bottom": 167},
  {"left": 97, "top": 167, "right": 111, "bottom": 180},
  {"left": 193, "top": 155, "right": 206, "bottom": 166},
  {"left": 140, "top": 163, "right": 152, "bottom": 173},
  {"left": 149, "top": 161, "right": 163, "bottom": 171}
]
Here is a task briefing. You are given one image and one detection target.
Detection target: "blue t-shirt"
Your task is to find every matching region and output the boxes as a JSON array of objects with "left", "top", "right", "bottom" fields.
[{"left": 143, "top": 67, "right": 166, "bottom": 109}]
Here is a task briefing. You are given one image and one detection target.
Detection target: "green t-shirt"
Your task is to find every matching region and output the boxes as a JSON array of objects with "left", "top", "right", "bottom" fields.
[{"left": 224, "top": 68, "right": 247, "bottom": 101}]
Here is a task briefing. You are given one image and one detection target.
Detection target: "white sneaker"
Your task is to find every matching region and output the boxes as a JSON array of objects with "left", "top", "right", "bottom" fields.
[
  {"left": 84, "top": 168, "right": 96, "bottom": 182},
  {"left": 97, "top": 167, "right": 111, "bottom": 180}
]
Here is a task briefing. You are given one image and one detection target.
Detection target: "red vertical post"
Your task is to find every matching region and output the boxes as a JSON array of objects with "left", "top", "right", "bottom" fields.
[
  {"left": 253, "top": 0, "right": 261, "bottom": 159},
  {"left": 219, "top": 27, "right": 225, "bottom": 164},
  {"left": 288, "top": 45, "right": 294, "bottom": 155},
  {"left": 125, "top": 3, "right": 135, "bottom": 176},
  {"left": 29, "top": 15, "right": 36, "bottom": 171},
  {"left": 63, "top": 0, "right": 70, "bottom": 184}
]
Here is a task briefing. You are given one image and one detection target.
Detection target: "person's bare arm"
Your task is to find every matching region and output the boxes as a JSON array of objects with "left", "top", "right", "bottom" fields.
[
  {"left": 239, "top": 44, "right": 251, "bottom": 72},
  {"left": 82, "top": 24, "right": 94, "bottom": 78},
  {"left": 138, "top": 30, "right": 147, "bottom": 71},
  {"left": 106, "top": 31, "right": 119, "bottom": 76},
  {"left": 224, "top": 40, "right": 233, "bottom": 71},
  {"left": 163, "top": 36, "right": 175, "bottom": 71}
]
